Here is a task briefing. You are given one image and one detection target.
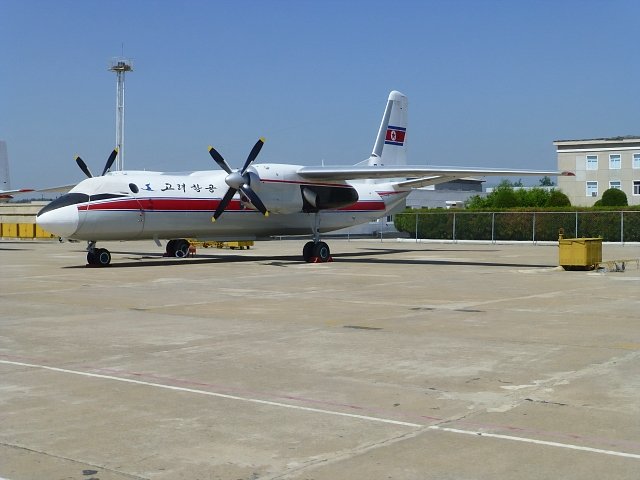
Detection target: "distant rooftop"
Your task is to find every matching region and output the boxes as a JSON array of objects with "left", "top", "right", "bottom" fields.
[{"left": 554, "top": 135, "right": 640, "bottom": 144}]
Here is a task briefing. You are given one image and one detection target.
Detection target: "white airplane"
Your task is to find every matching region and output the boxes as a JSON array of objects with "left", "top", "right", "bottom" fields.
[{"left": 37, "top": 91, "right": 572, "bottom": 266}]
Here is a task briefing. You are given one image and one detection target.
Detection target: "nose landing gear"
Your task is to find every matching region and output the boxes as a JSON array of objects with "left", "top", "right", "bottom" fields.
[{"left": 86, "top": 241, "right": 111, "bottom": 267}]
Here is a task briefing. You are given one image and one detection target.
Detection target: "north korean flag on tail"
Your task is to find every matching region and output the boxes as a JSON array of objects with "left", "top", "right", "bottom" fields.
[{"left": 385, "top": 126, "right": 406, "bottom": 146}]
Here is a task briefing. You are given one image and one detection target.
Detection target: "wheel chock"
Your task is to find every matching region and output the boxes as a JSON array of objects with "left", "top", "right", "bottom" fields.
[{"left": 309, "top": 256, "right": 333, "bottom": 263}]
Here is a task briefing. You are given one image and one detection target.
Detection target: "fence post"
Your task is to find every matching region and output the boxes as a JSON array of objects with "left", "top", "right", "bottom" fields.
[
  {"left": 621, "top": 211, "right": 624, "bottom": 245},
  {"left": 575, "top": 211, "right": 578, "bottom": 237},
  {"left": 532, "top": 212, "right": 536, "bottom": 244},
  {"left": 491, "top": 212, "right": 495, "bottom": 244},
  {"left": 453, "top": 212, "right": 457, "bottom": 243},
  {"left": 415, "top": 213, "right": 419, "bottom": 243}
]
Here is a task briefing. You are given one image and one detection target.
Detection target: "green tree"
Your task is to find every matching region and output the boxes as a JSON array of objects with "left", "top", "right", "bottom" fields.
[
  {"left": 515, "top": 187, "right": 551, "bottom": 207},
  {"left": 545, "top": 190, "right": 571, "bottom": 207},
  {"left": 493, "top": 184, "right": 518, "bottom": 208},
  {"left": 601, "top": 188, "right": 628, "bottom": 206},
  {"left": 466, "top": 194, "right": 490, "bottom": 209},
  {"left": 539, "top": 176, "right": 555, "bottom": 187}
]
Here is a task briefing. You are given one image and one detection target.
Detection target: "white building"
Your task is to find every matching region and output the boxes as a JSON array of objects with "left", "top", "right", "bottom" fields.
[{"left": 555, "top": 136, "right": 640, "bottom": 206}]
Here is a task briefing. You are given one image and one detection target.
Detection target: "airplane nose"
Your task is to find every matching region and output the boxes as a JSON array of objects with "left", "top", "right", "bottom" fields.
[{"left": 36, "top": 205, "right": 79, "bottom": 238}]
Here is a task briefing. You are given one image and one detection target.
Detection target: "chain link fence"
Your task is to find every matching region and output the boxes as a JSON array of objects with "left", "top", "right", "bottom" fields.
[{"left": 393, "top": 211, "right": 640, "bottom": 243}]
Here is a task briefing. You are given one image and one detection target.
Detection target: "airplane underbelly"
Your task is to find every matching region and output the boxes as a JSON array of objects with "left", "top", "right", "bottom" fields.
[{"left": 139, "top": 208, "right": 384, "bottom": 239}]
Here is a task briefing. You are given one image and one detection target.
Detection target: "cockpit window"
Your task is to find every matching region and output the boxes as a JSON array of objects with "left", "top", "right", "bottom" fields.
[
  {"left": 37, "top": 193, "right": 129, "bottom": 216},
  {"left": 37, "top": 193, "right": 90, "bottom": 216},
  {"left": 89, "top": 193, "right": 127, "bottom": 202}
]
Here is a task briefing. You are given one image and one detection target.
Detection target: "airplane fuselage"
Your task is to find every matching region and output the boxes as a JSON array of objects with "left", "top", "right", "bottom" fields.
[
  {"left": 36, "top": 90, "right": 567, "bottom": 266},
  {"left": 37, "top": 164, "right": 409, "bottom": 242}
]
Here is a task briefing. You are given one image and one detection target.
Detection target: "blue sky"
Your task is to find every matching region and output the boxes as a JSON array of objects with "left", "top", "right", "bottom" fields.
[{"left": 2, "top": 0, "right": 639, "bottom": 188}]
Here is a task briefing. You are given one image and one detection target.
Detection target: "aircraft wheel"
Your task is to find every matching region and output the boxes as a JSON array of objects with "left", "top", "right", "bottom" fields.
[
  {"left": 95, "top": 248, "right": 111, "bottom": 266},
  {"left": 313, "top": 241, "right": 331, "bottom": 262},
  {"left": 302, "top": 241, "right": 315, "bottom": 262},
  {"left": 174, "top": 239, "right": 191, "bottom": 258},
  {"left": 87, "top": 251, "right": 97, "bottom": 265},
  {"left": 165, "top": 239, "right": 177, "bottom": 257}
]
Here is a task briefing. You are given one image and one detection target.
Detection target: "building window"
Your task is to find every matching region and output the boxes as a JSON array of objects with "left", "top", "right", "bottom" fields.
[
  {"left": 634, "top": 181, "right": 640, "bottom": 196},
  {"left": 586, "top": 155, "right": 598, "bottom": 170},
  {"left": 609, "top": 154, "right": 621, "bottom": 169},
  {"left": 634, "top": 153, "right": 640, "bottom": 169},
  {"left": 586, "top": 181, "right": 598, "bottom": 197},
  {"left": 609, "top": 180, "right": 621, "bottom": 190}
]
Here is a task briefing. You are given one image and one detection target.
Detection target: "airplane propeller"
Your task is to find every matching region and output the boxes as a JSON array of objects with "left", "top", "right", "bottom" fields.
[
  {"left": 74, "top": 148, "right": 119, "bottom": 178},
  {"left": 208, "top": 138, "right": 269, "bottom": 222}
]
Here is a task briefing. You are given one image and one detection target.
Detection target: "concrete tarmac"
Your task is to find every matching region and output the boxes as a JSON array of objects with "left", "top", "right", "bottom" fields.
[{"left": 1, "top": 239, "right": 639, "bottom": 479}]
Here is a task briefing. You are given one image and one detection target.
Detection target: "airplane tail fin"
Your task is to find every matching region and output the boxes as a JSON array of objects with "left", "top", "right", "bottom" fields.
[
  {"left": 0, "top": 141, "right": 10, "bottom": 191},
  {"left": 366, "top": 90, "right": 408, "bottom": 167}
]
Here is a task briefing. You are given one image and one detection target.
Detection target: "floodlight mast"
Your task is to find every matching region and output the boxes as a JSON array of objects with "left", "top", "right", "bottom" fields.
[{"left": 108, "top": 57, "right": 133, "bottom": 171}]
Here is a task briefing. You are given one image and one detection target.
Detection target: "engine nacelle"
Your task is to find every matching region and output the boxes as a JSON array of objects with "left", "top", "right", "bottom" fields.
[
  {"left": 252, "top": 164, "right": 359, "bottom": 214},
  {"left": 250, "top": 166, "right": 304, "bottom": 214},
  {"left": 301, "top": 185, "right": 359, "bottom": 212}
]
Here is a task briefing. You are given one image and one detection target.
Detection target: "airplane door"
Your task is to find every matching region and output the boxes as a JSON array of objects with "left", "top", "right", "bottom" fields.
[{"left": 129, "top": 182, "right": 145, "bottom": 237}]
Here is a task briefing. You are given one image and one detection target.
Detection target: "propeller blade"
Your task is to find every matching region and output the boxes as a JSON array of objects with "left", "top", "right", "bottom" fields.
[
  {"left": 212, "top": 187, "right": 237, "bottom": 222},
  {"left": 240, "top": 137, "right": 265, "bottom": 173},
  {"left": 101, "top": 148, "right": 119, "bottom": 176},
  {"left": 75, "top": 156, "right": 93, "bottom": 178},
  {"left": 239, "top": 184, "right": 269, "bottom": 217},
  {"left": 208, "top": 146, "right": 232, "bottom": 174}
]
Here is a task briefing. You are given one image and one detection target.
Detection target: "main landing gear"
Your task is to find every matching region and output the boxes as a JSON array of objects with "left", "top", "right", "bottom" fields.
[
  {"left": 302, "top": 213, "right": 332, "bottom": 263},
  {"left": 165, "top": 239, "right": 191, "bottom": 258},
  {"left": 302, "top": 240, "right": 331, "bottom": 263},
  {"left": 86, "top": 241, "right": 111, "bottom": 267}
]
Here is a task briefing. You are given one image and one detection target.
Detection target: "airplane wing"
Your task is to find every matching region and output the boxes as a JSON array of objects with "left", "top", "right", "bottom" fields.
[
  {"left": 0, "top": 188, "right": 35, "bottom": 199},
  {"left": 296, "top": 165, "right": 573, "bottom": 185},
  {"left": 0, "top": 184, "right": 76, "bottom": 200},
  {"left": 35, "top": 184, "right": 77, "bottom": 193}
]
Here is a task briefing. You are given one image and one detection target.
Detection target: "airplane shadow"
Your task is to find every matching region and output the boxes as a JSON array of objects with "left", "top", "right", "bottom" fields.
[{"left": 62, "top": 246, "right": 554, "bottom": 269}]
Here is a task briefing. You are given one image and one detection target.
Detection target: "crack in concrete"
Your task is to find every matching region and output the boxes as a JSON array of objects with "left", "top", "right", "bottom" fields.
[
  {"left": 262, "top": 428, "right": 426, "bottom": 480},
  {"left": 0, "top": 441, "right": 149, "bottom": 480}
]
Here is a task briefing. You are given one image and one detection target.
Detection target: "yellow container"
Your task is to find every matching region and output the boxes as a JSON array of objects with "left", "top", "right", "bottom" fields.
[
  {"left": 35, "top": 225, "right": 57, "bottom": 238},
  {"left": 559, "top": 237, "right": 602, "bottom": 270},
  {"left": 1, "top": 223, "right": 18, "bottom": 237},
  {"left": 225, "top": 241, "right": 253, "bottom": 250},
  {"left": 18, "top": 223, "right": 35, "bottom": 238}
]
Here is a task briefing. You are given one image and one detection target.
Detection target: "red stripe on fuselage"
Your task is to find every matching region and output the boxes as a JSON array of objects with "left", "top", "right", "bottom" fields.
[
  {"left": 79, "top": 196, "right": 387, "bottom": 213},
  {"left": 338, "top": 200, "right": 386, "bottom": 211},
  {"left": 80, "top": 198, "right": 238, "bottom": 212}
]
